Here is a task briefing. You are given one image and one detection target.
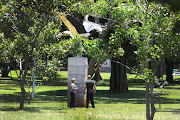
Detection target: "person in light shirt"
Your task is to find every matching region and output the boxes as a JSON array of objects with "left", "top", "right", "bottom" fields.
[{"left": 70, "top": 78, "right": 78, "bottom": 108}]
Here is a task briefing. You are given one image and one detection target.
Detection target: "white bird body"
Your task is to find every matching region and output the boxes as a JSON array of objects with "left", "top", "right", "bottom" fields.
[{"left": 83, "top": 20, "right": 104, "bottom": 33}]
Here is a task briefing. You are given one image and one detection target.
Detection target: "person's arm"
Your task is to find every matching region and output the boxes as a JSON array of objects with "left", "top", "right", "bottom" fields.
[
  {"left": 93, "top": 84, "right": 96, "bottom": 95},
  {"left": 72, "top": 84, "right": 78, "bottom": 90},
  {"left": 84, "top": 84, "right": 87, "bottom": 94}
]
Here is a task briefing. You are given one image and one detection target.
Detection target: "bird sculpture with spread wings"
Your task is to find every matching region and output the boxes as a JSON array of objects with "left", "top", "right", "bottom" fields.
[{"left": 59, "top": 13, "right": 105, "bottom": 38}]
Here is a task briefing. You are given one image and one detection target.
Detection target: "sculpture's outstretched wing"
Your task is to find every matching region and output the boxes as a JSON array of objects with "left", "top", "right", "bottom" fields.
[{"left": 59, "top": 13, "right": 77, "bottom": 36}]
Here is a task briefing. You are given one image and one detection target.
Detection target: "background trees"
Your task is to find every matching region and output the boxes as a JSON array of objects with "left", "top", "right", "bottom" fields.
[
  {"left": 0, "top": 0, "right": 179, "bottom": 117},
  {"left": 70, "top": 1, "right": 179, "bottom": 119},
  {"left": 0, "top": 0, "right": 65, "bottom": 109}
]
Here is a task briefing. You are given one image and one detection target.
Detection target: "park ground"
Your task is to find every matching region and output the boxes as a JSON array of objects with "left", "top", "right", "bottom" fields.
[{"left": 0, "top": 71, "right": 180, "bottom": 120}]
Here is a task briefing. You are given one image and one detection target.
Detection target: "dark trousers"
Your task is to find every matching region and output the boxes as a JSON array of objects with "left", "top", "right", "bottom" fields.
[
  {"left": 86, "top": 92, "right": 95, "bottom": 108},
  {"left": 70, "top": 92, "right": 75, "bottom": 108}
]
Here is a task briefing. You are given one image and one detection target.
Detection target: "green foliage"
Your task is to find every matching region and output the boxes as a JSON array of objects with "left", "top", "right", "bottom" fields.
[
  {"left": 71, "top": 1, "right": 93, "bottom": 15},
  {"left": 68, "top": 35, "right": 85, "bottom": 56},
  {"left": 71, "top": 0, "right": 127, "bottom": 17},
  {"left": 109, "top": 32, "right": 125, "bottom": 57},
  {"left": 35, "top": 59, "right": 61, "bottom": 81},
  {"left": 0, "top": 0, "right": 64, "bottom": 80},
  {"left": 92, "top": 0, "right": 110, "bottom": 17},
  {"left": 112, "top": 3, "right": 138, "bottom": 23},
  {"left": 71, "top": 1, "right": 179, "bottom": 83},
  {"left": 142, "top": 68, "right": 154, "bottom": 82},
  {"left": 83, "top": 38, "right": 108, "bottom": 60}
]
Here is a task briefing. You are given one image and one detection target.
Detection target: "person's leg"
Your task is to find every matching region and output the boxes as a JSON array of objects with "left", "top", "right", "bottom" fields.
[
  {"left": 86, "top": 93, "right": 90, "bottom": 108},
  {"left": 89, "top": 92, "right": 95, "bottom": 108},
  {"left": 70, "top": 92, "right": 75, "bottom": 108},
  {"left": 70, "top": 92, "right": 73, "bottom": 108},
  {"left": 72, "top": 93, "right": 75, "bottom": 107}
]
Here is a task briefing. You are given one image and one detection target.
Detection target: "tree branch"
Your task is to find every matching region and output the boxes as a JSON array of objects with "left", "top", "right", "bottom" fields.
[
  {"left": 136, "top": 0, "right": 146, "bottom": 14},
  {"left": 7, "top": 15, "right": 25, "bottom": 41}
]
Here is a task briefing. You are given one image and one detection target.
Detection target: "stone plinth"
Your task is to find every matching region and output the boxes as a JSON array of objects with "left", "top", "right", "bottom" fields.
[{"left": 67, "top": 57, "right": 88, "bottom": 107}]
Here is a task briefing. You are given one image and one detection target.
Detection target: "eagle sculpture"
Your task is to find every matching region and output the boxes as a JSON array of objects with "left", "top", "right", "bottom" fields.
[{"left": 59, "top": 13, "right": 105, "bottom": 39}]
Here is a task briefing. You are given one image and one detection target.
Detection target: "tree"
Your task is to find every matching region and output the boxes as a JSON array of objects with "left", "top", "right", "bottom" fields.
[
  {"left": 72, "top": 1, "right": 179, "bottom": 119},
  {"left": 109, "top": 2, "right": 140, "bottom": 92},
  {"left": 71, "top": 0, "right": 132, "bottom": 88},
  {"left": 148, "top": 0, "right": 180, "bottom": 83},
  {"left": 148, "top": 0, "right": 180, "bottom": 12},
  {"left": 134, "top": 0, "right": 179, "bottom": 119},
  {"left": 0, "top": 0, "right": 65, "bottom": 110},
  {"left": 71, "top": 0, "right": 112, "bottom": 81},
  {"left": 147, "top": 0, "right": 180, "bottom": 83}
]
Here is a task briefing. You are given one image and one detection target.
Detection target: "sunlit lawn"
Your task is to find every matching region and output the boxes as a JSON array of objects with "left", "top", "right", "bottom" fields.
[{"left": 0, "top": 71, "right": 180, "bottom": 120}]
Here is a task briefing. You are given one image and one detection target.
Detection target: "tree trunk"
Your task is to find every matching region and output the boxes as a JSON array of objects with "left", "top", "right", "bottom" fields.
[
  {"left": 110, "top": 58, "right": 128, "bottom": 93},
  {"left": 88, "top": 58, "right": 102, "bottom": 81},
  {"left": 1, "top": 63, "right": 9, "bottom": 77},
  {"left": 19, "top": 63, "right": 28, "bottom": 110},
  {"left": 146, "top": 80, "right": 156, "bottom": 120},
  {"left": 146, "top": 61, "right": 155, "bottom": 120},
  {"left": 2, "top": 69, "right": 9, "bottom": 77},
  {"left": 28, "top": 83, "right": 31, "bottom": 104},
  {"left": 92, "top": 66, "right": 102, "bottom": 81},
  {"left": 109, "top": 40, "right": 134, "bottom": 93},
  {"left": 146, "top": 81, "right": 151, "bottom": 120},
  {"left": 88, "top": 58, "right": 96, "bottom": 76},
  {"left": 156, "top": 63, "right": 162, "bottom": 79},
  {"left": 19, "top": 79, "right": 26, "bottom": 110},
  {"left": 110, "top": 60, "right": 117, "bottom": 92},
  {"left": 150, "top": 80, "right": 155, "bottom": 120},
  {"left": 165, "top": 58, "right": 174, "bottom": 83}
]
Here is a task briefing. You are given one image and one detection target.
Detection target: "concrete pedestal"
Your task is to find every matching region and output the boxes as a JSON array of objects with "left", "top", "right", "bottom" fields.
[{"left": 67, "top": 57, "right": 88, "bottom": 107}]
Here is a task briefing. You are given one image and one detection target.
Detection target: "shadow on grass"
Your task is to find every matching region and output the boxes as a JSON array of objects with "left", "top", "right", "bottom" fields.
[
  {"left": 0, "top": 94, "right": 21, "bottom": 103},
  {"left": 0, "top": 79, "right": 21, "bottom": 85},
  {"left": 158, "top": 97, "right": 180, "bottom": 104},
  {"left": 1, "top": 89, "right": 178, "bottom": 105},
  {"left": 96, "top": 78, "right": 146, "bottom": 87},
  {"left": 95, "top": 90, "right": 146, "bottom": 104},
  {"left": 23, "top": 107, "right": 41, "bottom": 112},
  {"left": 33, "top": 90, "right": 67, "bottom": 102},
  {"left": 128, "top": 78, "right": 145, "bottom": 84},
  {"left": 42, "top": 78, "right": 67, "bottom": 86},
  {"left": 156, "top": 108, "right": 180, "bottom": 114},
  {"left": 95, "top": 90, "right": 180, "bottom": 104},
  {"left": 0, "top": 90, "right": 67, "bottom": 103},
  {"left": 0, "top": 106, "right": 67, "bottom": 112},
  {"left": 0, "top": 88, "right": 179, "bottom": 105},
  {"left": 0, "top": 86, "right": 17, "bottom": 91},
  {"left": 34, "top": 89, "right": 145, "bottom": 104},
  {"left": 164, "top": 87, "right": 180, "bottom": 90},
  {"left": 0, "top": 106, "right": 19, "bottom": 111}
]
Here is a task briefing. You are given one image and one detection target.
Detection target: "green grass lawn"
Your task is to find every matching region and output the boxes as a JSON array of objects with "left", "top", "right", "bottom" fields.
[{"left": 0, "top": 71, "right": 180, "bottom": 120}]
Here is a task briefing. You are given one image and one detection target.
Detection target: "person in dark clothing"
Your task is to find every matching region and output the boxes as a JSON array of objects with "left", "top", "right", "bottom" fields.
[
  {"left": 84, "top": 75, "right": 96, "bottom": 108},
  {"left": 70, "top": 78, "right": 78, "bottom": 108}
]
